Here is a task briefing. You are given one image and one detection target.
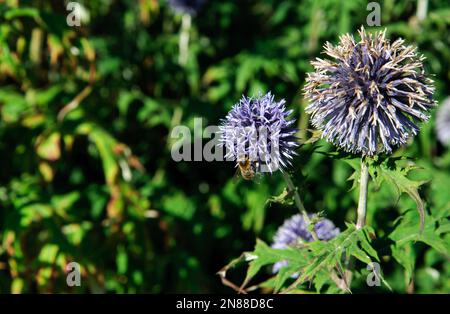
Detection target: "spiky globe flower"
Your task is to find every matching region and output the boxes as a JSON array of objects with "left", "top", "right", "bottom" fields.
[
  {"left": 304, "top": 27, "right": 436, "bottom": 156},
  {"left": 219, "top": 92, "right": 298, "bottom": 173},
  {"left": 436, "top": 97, "right": 450, "bottom": 146},
  {"left": 272, "top": 214, "right": 340, "bottom": 274},
  {"left": 168, "top": 0, "right": 206, "bottom": 15}
]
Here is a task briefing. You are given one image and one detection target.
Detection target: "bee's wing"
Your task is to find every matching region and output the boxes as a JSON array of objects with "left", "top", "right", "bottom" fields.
[{"left": 232, "top": 166, "right": 242, "bottom": 183}]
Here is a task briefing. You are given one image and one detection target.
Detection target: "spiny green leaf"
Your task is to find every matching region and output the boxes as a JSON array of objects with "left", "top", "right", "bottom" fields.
[
  {"left": 349, "top": 243, "right": 371, "bottom": 264},
  {"left": 245, "top": 239, "right": 309, "bottom": 283},
  {"left": 358, "top": 228, "right": 379, "bottom": 261},
  {"left": 391, "top": 242, "right": 415, "bottom": 284},
  {"left": 265, "top": 188, "right": 294, "bottom": 206},
  {"left": 372, "top": 158, "right": 428, "bottom": 232},
  {"left": 389, "top": 209, "right": 450, "bottom": 256}
]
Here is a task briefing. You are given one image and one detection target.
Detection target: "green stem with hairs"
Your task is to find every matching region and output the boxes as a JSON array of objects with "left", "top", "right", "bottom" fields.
[
  {"left": 416, "top": 0, "right": 428, "bottom": 22},
  {"left": 345, "top": 159, "right": 370, "bottom": 290},
  {"left": 178, "top": 13, "right": 191, "bottom": 66},
  {"left": 282, "top": 171, "right": 319, "bottom": 241},
  {"left": 356, "top": 159, "right": 369, "bottom": 229}
]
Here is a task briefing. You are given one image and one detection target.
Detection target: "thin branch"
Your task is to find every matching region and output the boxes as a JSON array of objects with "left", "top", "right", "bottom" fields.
[
  {"left": 58, "top": 62, "right": 96, "bottom": 122},
  {"left": 281, "top": 171, "right": 319, "bottom": 241},
  {"left": 57, "top": 85, "right": 93, "bottom": 121}
]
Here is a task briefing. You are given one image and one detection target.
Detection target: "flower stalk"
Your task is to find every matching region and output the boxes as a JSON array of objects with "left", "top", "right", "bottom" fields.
[
  {"left": 344, "top": 159, "right": 370, "bottom": 289},
  {"left": 356, "top": 160, "right": 369, "bottom": 229},
  {"left": 178, "top": 13, "right": 191, "bottom": 66},
  {"left": 282, "top": 171, "right": 319, "bottom": 241}
]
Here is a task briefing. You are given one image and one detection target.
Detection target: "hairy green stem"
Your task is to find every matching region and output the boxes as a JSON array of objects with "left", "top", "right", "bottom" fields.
[
  {"left": 282, "top": 171, "right": 319, "bottom": 241},
  {"left": 356, "top": 160, "right": 369, "bottom": 229},
  {"left": 416, "top": 0, "right": 428, "bottom": 21},
  {"left": 344, "top": 159, "right": 370, "bottom": 291},
  {"left": 178, "top": 13, "right": 191, "bottom": 66}
]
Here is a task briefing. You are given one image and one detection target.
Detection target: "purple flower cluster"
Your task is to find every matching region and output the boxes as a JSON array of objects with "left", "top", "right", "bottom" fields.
[
  {"left": 436, "top": 97, "right": 450, "bottom": 146},
  {"left": 272, "top": 214, "right": 340, "bottom": 273},
  {"left": 219, "top": 92, "right": 298, "bottom": 173},
  {"left": 168, "top": 0, "right": 206, "bottom": 15},
  {"left": 304, "top": 27, "right": 435, "bottom": 156}
]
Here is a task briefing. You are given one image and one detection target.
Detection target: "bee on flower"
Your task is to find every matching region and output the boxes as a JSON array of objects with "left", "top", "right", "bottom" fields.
[{"left": 218, "top": 92, "right": 298, "bottom": 179}]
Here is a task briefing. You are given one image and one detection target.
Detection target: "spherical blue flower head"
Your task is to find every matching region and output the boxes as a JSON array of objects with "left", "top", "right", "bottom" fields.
[
  {"left": 304, "top": 27, "right": 436, "bottom": 156},
  {"left": 168, "top": 0, "right": 206, "bottom": 15},
  {"left": 436, "top": 97, "right": 450, "bottom": 146},
  {"left": 271, "top": 214, "right": 339, "bottom": 274},
  {"left": 219, "top": 92, "right": 298, "bottom": 173}
]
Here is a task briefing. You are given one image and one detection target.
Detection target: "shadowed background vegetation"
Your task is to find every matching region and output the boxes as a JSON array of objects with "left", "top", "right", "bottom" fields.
[{"left": 0, "top": 0, "right": 449, "bottom": 293}]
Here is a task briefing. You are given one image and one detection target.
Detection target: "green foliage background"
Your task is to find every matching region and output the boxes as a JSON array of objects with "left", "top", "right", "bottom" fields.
[{"left": 0, "top": 0, "right": 449, "bottom": 293}]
